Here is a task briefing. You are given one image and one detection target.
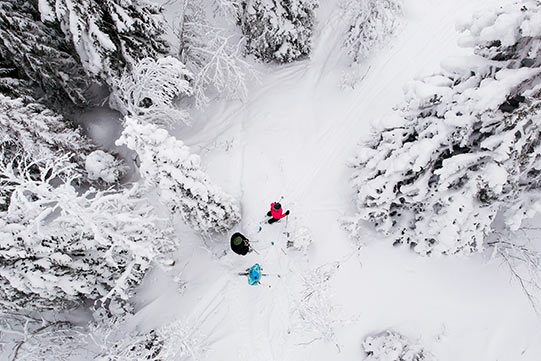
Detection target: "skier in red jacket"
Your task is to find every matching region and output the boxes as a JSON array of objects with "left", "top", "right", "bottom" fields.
[{"left": 267, "top": 202, "right": 290, "bottom": 224}]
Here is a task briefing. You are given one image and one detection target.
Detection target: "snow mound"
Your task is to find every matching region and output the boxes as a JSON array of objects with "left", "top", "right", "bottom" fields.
[{"left": 363, "top": 331, "right": 434, "bottom": 361}]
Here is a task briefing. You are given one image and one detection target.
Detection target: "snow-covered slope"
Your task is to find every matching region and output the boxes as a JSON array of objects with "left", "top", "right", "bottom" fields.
[{"left": 134, "top": 0, "right": 541, "bottom": 360}]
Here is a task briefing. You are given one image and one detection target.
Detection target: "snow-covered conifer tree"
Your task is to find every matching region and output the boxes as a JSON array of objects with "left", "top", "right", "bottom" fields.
[
  {"left": 347, "top": 1, "right": 541, "bottom": 255},
  {"left": 110, "top": 56, "right": 193, "bottom": 127},
  {"left": 342, "top": 0, "right": 402, "bottom": 63},
  {"left": 117, "top": 117, "right": 241, "bottom": 235},
  {"left": 0, "top": 94, "right": 95, "bottom": 171},
  {"left": 0, "top": 155, "right": 175, "bottom": 312},
  {"left": 239, "top": 0, "right": 319, "bottom": 62},
  {"left": 38, "top": 0, "right": 169, "bottom": 81},
  {"left": 0, "top": 0, "right": 92, "bottom": 108}
]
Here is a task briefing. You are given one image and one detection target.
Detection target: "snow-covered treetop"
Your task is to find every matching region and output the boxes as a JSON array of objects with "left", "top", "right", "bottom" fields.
[
  {"left": 347, "top": 1, "right": 541, "bottom": 255},
  {"left": 342, "top": 0, "right": 402, "bottom": 63},
  {"left": 240, "top": 0, "right": 319, "bottom": 63}
]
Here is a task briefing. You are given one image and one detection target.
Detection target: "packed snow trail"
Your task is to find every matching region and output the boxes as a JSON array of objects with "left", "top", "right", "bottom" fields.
[{"left": 132, "top": 0, "right": 541, "bottom": 360}]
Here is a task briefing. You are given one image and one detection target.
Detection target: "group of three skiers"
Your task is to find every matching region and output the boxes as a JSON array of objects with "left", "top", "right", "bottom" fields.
[{"left": 231, "top": 202, "right": 290, "bottom": 285}]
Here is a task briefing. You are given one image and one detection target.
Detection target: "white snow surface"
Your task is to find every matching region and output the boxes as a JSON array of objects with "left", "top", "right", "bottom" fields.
[{"left": 130, "top": 0, "right": 541, "bottom": 360}]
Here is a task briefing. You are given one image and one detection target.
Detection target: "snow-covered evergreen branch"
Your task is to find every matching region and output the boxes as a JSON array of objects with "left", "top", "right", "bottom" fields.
[
  {"left": 0, "top": 94, "right": 96, "bottom": 172},
  {"left": 0, "top": 0, "right": 92, "bottom": 108},
  {"left": 38, "top": 0, "right": 170, "bottom": 81}
]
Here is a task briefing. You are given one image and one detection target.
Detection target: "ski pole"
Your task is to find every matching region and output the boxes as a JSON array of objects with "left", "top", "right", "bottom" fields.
[{"left": 250, "top": 245, "right": 260, "bottom": 255}]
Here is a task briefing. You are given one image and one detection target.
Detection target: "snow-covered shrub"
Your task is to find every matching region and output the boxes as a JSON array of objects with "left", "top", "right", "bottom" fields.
[
  {"left": 95, "top": 319, "right": 207, "bottom": 361},
  {"left": 178, "top": 0, "right": 255, "bottom": 108},
  {"left": 0, "top": 0, "right": 92, "bottom": 108},
  {"left": 287, "top": 226, "right": 313, "bottom": 253},
  {"left": 341, "top": 0, "right": 402, "bottom": 63},
  {"left": 38, "top": 0, "right": 169, "bottom": 81},
  {"left": 0, "top": 155, "right": 176, "bottom": 312},
  {"left": 110, "top": 56, "right": 193, "bottom": 127},
  {"left": 85, "top": 150, "right": 126, "bottom": 184},
  {"left": 291, "top": 262, "right": 342, "bottom": 345},
  {"left": 489, "top": 233, "right": 541, "bottom": 313},
  {"left": 363, "top": 331, "right": 434, "bottom": 361},
  {"left": 0, "top": 314, "right": 88, "bottom": 361},
  {"left": 346, "top": 1, "right": 541, "bottom": 255},
  {"left": 117, "top": 117, "right": 241, "bottom": 235},
  {"left": 239, "top": 0, "right": 319, "bottom": 62},
  {"left": 211, "top": 0, "right": 242, "bottom": 18},
  {"left": 0, "top": 94, "right": 94, "bottom": 170}
]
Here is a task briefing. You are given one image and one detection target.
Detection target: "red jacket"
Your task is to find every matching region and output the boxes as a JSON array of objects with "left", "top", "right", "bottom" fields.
[{"left": 270, "top": 203, "right": 287, "bottom": 220}]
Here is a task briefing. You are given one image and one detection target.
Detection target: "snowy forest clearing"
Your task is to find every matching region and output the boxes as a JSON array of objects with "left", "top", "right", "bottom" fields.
[
  {"left": 131, "top": 0, "right": 541, "bottom": 360},
  {"left": 1, "top": 0, "right": 541, "bottom": 359}
]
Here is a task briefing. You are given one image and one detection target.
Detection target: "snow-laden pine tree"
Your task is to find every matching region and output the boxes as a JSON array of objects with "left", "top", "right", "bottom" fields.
[
  {"left": 342, "top": 0, "right": 402, "bottom": 63},
  {"left": 117, "top": 117, "right": 241, "bottom": 235},
  {"left": 110, "top": 56, "right": 193, "bottom": 127},
  {"left": 0, "top": 95, "right": 94, "bottom": 166},
  {"left": 0, "top": 155, "right": 175, "bottom": 313},
  {"left": 177, "top": 0, "right": 254, "bottom": 108},
  {"left": 38, "top": 0, "right": 169, "bottom": 81},
  {"left": 0, "top": 0, "right": 92, "bottom": 108},
  {"left": 239, "top": 0, "right": 319, "bottom": 62},
  {"left": 346, "top": 1, "right": 541, "bottom": 255}
]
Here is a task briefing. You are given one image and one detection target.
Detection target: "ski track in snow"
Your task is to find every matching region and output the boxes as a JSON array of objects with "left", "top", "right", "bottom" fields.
[{"left": 133, "top": 0, "right": 541, "bottom": 360}]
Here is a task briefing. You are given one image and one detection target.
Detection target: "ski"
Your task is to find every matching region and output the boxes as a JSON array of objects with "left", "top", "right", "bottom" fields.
[
  {"left": 238, "top": 272, "right": 280, "bottom": 278},
  {"left": 238, "top": 272, "right": 269, "bottom": 276}
]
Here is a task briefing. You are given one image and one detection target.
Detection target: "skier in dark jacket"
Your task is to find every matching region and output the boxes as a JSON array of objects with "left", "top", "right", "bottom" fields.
[
  {"left": 266, "top": 202, "right": 290, "bottom": 224},
  {"left": 230, "top": 232, "right": 251, "bottom": 255}
]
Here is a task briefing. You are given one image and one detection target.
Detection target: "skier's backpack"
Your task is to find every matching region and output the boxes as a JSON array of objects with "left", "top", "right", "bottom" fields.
[{"left": 248, "top": 264, "right": 262, "bottom": 285}]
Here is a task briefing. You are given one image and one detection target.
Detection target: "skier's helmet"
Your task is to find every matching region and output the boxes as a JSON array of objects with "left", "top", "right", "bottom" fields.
[
  {"left": 233, "top": 235, "right": 244, "bottom": 246},
  {"left": 273, "top": 202, "right": 282, "bottom": 211}
]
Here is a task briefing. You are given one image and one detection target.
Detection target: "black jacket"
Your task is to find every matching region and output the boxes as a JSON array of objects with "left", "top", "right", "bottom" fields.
[{"left": 230, "top": 232, "right": 250, "bottom": 255}]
